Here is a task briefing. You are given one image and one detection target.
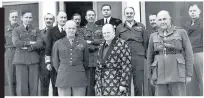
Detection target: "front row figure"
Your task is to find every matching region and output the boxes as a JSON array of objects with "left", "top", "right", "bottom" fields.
[
  {"left": 52, "top": 20, "right": 89, "bottom": 96},
  {"left": 95, "top": 24, "right": 132, "bottom": 96},
  {"left": 147, "top": 10, "right": 194, "bottom": 96}
]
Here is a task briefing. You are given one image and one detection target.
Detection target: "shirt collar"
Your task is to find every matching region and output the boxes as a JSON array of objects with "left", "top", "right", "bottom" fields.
[
  {"left": 104, "top": 16, "right": 111, "bottom": 24},
  {"left": 125, "top": 20, "right": 135, "bottom": 28},
  {"left": 58, "top": 24, "right": 64, "bottom": 32}
]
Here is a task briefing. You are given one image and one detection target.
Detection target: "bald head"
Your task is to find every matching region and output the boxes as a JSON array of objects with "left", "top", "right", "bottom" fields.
[
  {"left": 157, "top": 10, "right": 171, "bottom": 30},
  {"left": 65, "top": 20, "right": 77, "bottom": 37},
  {"left": 102, "top": 24, "right": 115, "bottom": 41},
  {"left": 57, "top": 11, "right": 67, "bottom": 26}
]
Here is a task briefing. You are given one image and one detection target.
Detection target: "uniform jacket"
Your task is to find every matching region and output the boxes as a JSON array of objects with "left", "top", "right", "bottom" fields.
[
  {"left": 52, "top": 36, "right": 89, "bottom": 87},
  {"left": 5, "top": 23, "right": 19, "bottom": 57},
  {"left": 116, "top": 21, "right": 149, "bottom": 68},
  {"left": 95, "top": 37, "right": 132, "bottom": 96},
  {"left": 12, "top": 25, "right": 43, "bottom": 65},
  {"left": 81, "top": 23, "right": 103, "bottom": 67},
  {"left": 183, "top": 18, "right": 203, "bottom": 53},
  {"left": 147, "top": 26, "right": 194, "bottom": 84},
  {"left": 95, "top": 17, "right": 122, "bottom": 28},
  {"left": 45, "top": 25, "right": 66, "bottom": 57}
]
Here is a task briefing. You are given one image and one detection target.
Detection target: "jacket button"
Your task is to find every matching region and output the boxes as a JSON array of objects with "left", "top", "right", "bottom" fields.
[
  {"left": 71, "top": 58, "right": 72, "bottom": 59},
  {"left": 18, "top": 51, "right": 19, "bottom": 52},
  {"left": 70, "top": 49, "right": 72, "bottom": 51},
  {"left": 70, "top": 53, "right": 72, "bottom": 55}
]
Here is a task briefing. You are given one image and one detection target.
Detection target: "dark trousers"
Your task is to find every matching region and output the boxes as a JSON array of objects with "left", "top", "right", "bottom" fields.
[
  {"left": 5, "top": 48, "right": 16, "bottom": 96},
  {"left": 39, "top": 54, "right": 58, "bottom": 96},
  {"left": 148, "top": 80, "right": 155, "bottom": 96},
  {"left": 16, "top": 64, "right": 39, "bottom": 96},
  {"left": 127, "top": 41, "right": 145, "bottom": 96},
  {"left": 86, "top": 67, "right": 96, "bottom": 96},
  {"left": 155, "top": 83, "right": 186, "bottom": 96}
]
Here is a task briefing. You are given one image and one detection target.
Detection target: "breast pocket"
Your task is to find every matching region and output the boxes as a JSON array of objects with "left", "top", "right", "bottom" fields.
[
  {"left": 172, "top": 34, "right": 182, "bottom": 49},
  {"left": 153, "top": 37, "right": 163, "bottom": 50},
  {"left": 5, "top": 32, "right": 12, "bottom": 44},
  {"left": 59, "top": 48, "right": 69, "bottom": 58},
  {"left": 30, "top": 31, "right": 37, "bottom": 41}
]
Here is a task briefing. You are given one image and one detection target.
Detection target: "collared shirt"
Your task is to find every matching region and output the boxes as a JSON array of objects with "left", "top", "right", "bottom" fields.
[
  {"left": 104, "top": 17, "right": 111, "bottom": 24},
  {"left": 125, "top": 20, "right": 135, "bottom": 28},
  {"left": 58, "top": 25, "right": 64, "bottom": 32}
]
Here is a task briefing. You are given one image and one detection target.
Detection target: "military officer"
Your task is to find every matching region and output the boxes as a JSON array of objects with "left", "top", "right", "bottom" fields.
[
  {"left": 147, "top": 10, "right": 194, "bottom": 96},
  {"left": 184, "top": 4, "right": 203, "bottom": 96},
  {"left": 148, "top": 14, "right": 158, "bottom": 33},
  {"left": 39, "top": 13, "right": 55, "bottom": 96},
  {"left": 12, "top": 11, "right": 43, "bottom": 96},
  {"left": 52, "top": 20, "right": 89, "bottom": 96},
  {"left": 116, "top": 7, "right": 149, "bottom": 96},
  {"left": 5, "top": 10, "right": 20, "bottom": 96},
  {"left": 81, "top": 9, "right": 103, "bottom": 96},
  {"left": 71, "top": 13, "right": 84, "bottom": 39}
]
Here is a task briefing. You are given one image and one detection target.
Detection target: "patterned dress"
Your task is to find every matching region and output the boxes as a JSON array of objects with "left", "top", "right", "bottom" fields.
[{"left": 95, "top": 37, "right": 132, "bottom": 96}]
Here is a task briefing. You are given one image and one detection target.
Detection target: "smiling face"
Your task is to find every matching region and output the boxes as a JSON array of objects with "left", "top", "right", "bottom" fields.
[
  {"left": 149, "top": 15, "right": 157, "bottom": 28},
  {"left": 9, "top": 11, "right": 18, "bottom": 25},
  {"left": 124, "top": 7, "right": 135, "bottom": 22},
  {"left": 44, "top": 14, "right": 55, "bottom": 27},
  {"left": 157, "top": 11, "right": 171, "bottom": 30},
  {"left": 189, "top": 5, "right": 201, "bottom": 19}
]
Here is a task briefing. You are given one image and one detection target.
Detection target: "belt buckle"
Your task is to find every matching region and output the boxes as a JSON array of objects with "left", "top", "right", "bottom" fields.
[{"left": 163, "top": 48, "right": 166, "bottom": 56}]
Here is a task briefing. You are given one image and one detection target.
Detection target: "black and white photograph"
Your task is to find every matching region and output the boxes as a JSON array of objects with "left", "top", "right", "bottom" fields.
[{"left": 2, "top": 0, "right": 203, "bottom": 96}]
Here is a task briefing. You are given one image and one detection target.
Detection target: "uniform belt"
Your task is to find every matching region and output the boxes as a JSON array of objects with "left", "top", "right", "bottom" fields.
[
  {"left": 154, "top": 49, "right": 182, "bottom": 55},
  {"left": 127, "top": 39, "right": 136, "bottom": 42}
]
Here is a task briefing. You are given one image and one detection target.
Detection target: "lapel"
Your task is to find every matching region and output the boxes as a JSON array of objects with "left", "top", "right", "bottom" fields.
[
  {"left": 53, "top": 26, "right": 64, "bottom": 39},
  {"left": 187, "top": 18, "right": 201, "bottom": 35},
  {"left": 109, "top": 17, "right": 114, "bottom": 25},
  {"left": 98, "top": 41, "right": 105, "bottom": 63},
  {"left": 20, "top": 25, "right": 28, "bottom": 32},
  {"left": 102, "top": 19, "right": 105, "bottom": 26},
  {"left": 101, "top": 37, "right": 117, "bottom": 64}
]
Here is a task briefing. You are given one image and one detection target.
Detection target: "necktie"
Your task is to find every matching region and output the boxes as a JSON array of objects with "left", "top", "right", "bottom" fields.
[
  {"left": 105, "top": 18, "right": 108, "bottom": 24},
  {"left": 61, "top": 28, "right": 64, "bottom": 32},
  {"left": 26, "top": 26, "right": 28, "bottom": 31}
]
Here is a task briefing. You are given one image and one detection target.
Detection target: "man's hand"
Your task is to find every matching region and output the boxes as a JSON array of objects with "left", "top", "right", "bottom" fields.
[
  {"left": 150, "top": 79, "right": 156, "bottom": 86},
  {"left": 186, "top": 76, "right": 192, "bottom": 84},
  {"left": 86, "top": 40, "right": 92, "bottom": 44},
  {"left": 30, "top": 41, "right": 36, "bottom": 45},
  {"left": 46, "top": 64, "right": 52, "bottom": 71},
  {"left": 119, "top": 86, "right": 126, "bottom": 93}
]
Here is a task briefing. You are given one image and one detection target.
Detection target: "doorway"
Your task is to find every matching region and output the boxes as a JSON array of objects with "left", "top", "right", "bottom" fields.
[{"left": 64, "top": 2, "right": 93, "bottom": 26}]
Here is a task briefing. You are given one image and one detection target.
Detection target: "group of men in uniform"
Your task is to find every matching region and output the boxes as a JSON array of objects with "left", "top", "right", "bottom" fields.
[{"left": 4, "top": 3, "right": 202, "bottom": 96}]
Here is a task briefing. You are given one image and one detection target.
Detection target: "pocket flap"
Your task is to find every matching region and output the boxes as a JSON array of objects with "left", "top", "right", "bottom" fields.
[
  {"left": 151, "top": 61, "right": 158, "bottom": 67},
  {"left": 177, "top": 58, "right": 185, "bottom": 64}
]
